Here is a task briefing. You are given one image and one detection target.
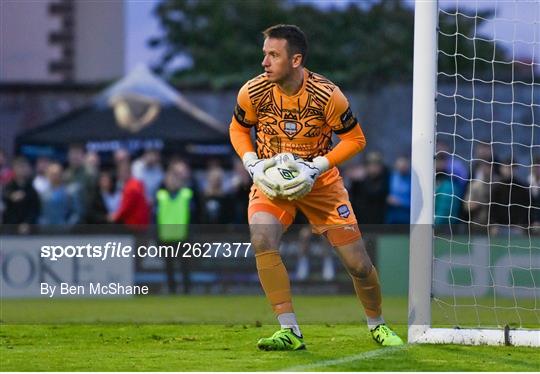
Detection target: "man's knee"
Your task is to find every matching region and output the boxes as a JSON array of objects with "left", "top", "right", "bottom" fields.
[
  {"left": 334, "top": 239, "right": 374, "bottom": 278},
  {"left": 251, "top": 230, "right": 280, "bottom": 252},
  {"left": 249, "top": 212, "right": 283, "bottom": 252},
  {"left": 346, "top": 261, "right": 374, "bottom": 278}
]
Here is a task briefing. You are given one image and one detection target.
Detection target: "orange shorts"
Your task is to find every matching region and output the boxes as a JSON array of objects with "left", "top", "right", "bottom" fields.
[{"left": 248, "top": 167, "right": 361, "bottom": 246}]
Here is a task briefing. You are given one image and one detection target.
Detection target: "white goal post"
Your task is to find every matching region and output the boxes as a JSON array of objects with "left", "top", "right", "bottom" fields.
[{"left": 408, "top": 0, "right": 539, "bottom": 347}]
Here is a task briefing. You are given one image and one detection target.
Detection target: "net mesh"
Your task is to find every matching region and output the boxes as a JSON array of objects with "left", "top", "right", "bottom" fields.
[{"left": 433, "top": 0, "right": 540, "bottom": 329}]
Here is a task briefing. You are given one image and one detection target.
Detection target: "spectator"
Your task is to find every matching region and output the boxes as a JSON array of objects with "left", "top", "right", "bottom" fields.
[
  {"left": 132, "top": 149, "right": 164, "bottom": 205},
  {"left": 349, "top": 151, "right": 389, "bottom": 224},
  {"left": 434, "top": 154, "right": 462, "bottom": 225},
  {"left": 38, "top": 162, "right": 79, "bottom": 226},
  {"left": 229, "top": 158, "right": 251, "bottom": 224},
  {"left": 0, "top": 149, "right": 14, "bottom": 223},
  {"left": 200, "top": 165, "right": 231, "bottom": 224},
  {"left": 463, "top": 160, "right": 492, "bottom": 228},
  {"left": 64, "top": 144, "right": 94, "bottom": 223},
  {"left": 157, "top": 161, "right": 193, "bottom": 243},
  {"left": 33, "top": 156, "right": 51, "bottom": 195},
  {"left": 2, "top": 156, "right": 40, "bottom": 233},
  {"left": 157, "top": 161, "right": 194, "bottom": 294},
  {"left": 170, "top": 157, "right": 201, "bottom": 223},
  {"left": 86, "top": 170, "right": 119, "bottom": 224},
  {"left": 436, "top": 140, "right": 468, "bottom": 196},
  {"left": 386, "top": 155, "right": 411, "bottom": 224},
  {"left": 474, "top": 142, "right": 500, "bottom": 176},
  {"left": 0, "top": 149, "right": 14, "bottom": 186},
  {"left": 473, "top": 143, "right": 496, "bottom": 173},
  {"left": 85, "top": 151, "right": 100, "bottom": 179},
  {"left": 110, "top": 160, "right": 150, "bottom": 230},
  {"left": 489, "top": 162, "right": 531, "bottom": 232}
]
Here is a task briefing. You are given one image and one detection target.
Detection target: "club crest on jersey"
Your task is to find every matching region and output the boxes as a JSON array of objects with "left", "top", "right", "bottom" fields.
[
  {"left": 279, "top": 120, "right": 303, "bottom": 139},
  {"left": 337, "top": 204, "right": 351, "bottom": 218}
]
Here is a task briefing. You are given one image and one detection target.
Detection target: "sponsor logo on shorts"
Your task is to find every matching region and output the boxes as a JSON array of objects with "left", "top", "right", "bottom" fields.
[{"left": 337, "top": 204, "right": 351, "bottom": 218}]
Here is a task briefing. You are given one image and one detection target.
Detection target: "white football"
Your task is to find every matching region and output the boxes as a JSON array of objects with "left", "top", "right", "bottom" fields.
[{"left": 264, "top": 153, "right": 301, "bottom": 193}]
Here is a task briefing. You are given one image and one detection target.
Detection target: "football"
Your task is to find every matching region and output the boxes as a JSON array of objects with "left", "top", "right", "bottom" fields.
[{"left": 264, "top": 153, "right": 301, "bottom": 193}]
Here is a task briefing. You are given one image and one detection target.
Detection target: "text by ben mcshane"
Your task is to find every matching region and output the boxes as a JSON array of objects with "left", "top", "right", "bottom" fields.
[{"left": 40, "top": 282, "right": 148, "bottom": 297}]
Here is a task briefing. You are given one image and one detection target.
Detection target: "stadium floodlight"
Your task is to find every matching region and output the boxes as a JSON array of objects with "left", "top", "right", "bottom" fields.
[{"left": 409, "top": 0, "right": 539, "bottom": 347}]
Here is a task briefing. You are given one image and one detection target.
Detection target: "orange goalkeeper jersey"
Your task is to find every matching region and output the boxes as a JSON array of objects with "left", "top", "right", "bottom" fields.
[{"left": 231, "top": 69, "right": 365, "bottom": 162}]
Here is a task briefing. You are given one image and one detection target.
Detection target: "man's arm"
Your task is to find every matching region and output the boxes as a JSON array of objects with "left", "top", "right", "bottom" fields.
[
  {"left": 229, "top": 82, "right": 278, "bottom": 198},
  {"left": 323, "top": 86, "right": 366, "bottom": 167},
  {"left": 324, "top": 125, "right": 366, "bottom": 168},
  {"left": 229, "top": 83, "right": 257, "bottom": 159},
  {"left": 229, "top": 121, "right": 255, "bottom": 159}
]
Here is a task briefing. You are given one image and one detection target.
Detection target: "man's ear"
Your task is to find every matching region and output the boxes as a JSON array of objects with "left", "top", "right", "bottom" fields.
[{"left": 291, "top": 54, "right": 303, "bottom": 68}]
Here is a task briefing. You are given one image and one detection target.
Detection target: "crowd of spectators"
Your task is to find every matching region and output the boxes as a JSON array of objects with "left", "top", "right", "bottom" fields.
[
  {"left": 0, "top": 145, "right": 251, "bottom": 234},
  {"left": 1, "top": 142, "right": 538, "bottom": 235},
  {"left": 345, "top": 142, "right": 539, "bottom": 234},
  {"left": 434, "top": 141, "right": 539, "bottom": 233},
  {"left": 346, "top": 151, "right": 412, "bottom": 226}
]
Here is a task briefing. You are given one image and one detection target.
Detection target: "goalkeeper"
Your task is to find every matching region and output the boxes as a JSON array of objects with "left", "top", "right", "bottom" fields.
[{"left": 229, "top": 24, "right": 403, "bottom": 350}]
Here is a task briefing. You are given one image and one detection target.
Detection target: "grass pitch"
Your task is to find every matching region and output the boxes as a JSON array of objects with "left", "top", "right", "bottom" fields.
[{"left": 1, "top": 296, "right": 539, "bottom": 371}]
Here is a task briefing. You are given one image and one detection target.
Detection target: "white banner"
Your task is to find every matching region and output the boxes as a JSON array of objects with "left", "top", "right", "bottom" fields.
[{"left": 1, "top": 235, "right": 135, "bottom": 298}]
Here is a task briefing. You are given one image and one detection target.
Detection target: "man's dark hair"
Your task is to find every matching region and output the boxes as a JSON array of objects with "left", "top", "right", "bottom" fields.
[{"left": 262, "top": 24, "right": 308, "bottom": 65}]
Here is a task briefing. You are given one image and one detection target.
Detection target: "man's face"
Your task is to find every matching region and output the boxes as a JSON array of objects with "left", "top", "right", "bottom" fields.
[
  {"left": 173, "top": 163, "right": 190, "bottom": 181},
  {"left": 165, "top": 171, "right": 180, "bottom": 191},
  {"left": 144, "top": 150, "right": 160, "bottom": 166},
  {"left": 117, "top": 161, "right": 131, "bottom": 182},
  {"left": 46, "top": 163, "right": 63, "bottom": 186},
  {"left": 68, "top": 147, "right": 85, "bottom": 168},
  {"left": 261, "top": 37, "right": 294, "bottom": 83},
  {"left": 395, "top": 157, "right": 410, "bottom": 175},
  {"left": 99, "top": 173, "right": 113, "bottom": 192},
  {"left": 366, "top": 161, "right": 382, "bottom": 177},
  {"left": 36, "top": 157, "right": 50, "bottom": 174},
  {"left": 114, "top": 149, "right": 130, "bottom": 164},
  {"left": 435, "top": 156, "right": 447, "bottom": 173},
  {"left": 499, "top": 164, "right": 512, "bottom": 179},
  {"left": 13, "top": 160, "right": 31, "bottom": 180}
]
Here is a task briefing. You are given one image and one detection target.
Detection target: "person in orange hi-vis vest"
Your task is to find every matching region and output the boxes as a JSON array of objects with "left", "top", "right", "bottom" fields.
[{"left": 229, "top": 24, "right": 403, "bottom": 350}]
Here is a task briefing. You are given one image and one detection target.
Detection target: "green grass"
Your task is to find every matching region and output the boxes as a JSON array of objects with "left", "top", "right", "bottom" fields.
[{"left": 1, "top": 296, "right": 539, "bottom": 371}]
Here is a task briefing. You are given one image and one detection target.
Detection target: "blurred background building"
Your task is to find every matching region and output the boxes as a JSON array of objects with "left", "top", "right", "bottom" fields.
[{"left": 1, "top": 0, "right": 125, "bottom": 83}]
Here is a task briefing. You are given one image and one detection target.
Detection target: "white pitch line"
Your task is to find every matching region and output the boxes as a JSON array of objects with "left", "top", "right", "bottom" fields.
[{"left": 280, "top": 345, "right": 409, "bottom": 372}]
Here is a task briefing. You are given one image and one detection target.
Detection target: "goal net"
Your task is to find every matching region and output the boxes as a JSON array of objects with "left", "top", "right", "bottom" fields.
[{"left": 409, "top": 0, "right": 539, "bottom": 346}]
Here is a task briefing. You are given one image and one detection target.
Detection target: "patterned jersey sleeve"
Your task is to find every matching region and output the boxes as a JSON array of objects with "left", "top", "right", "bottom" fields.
[
  {"left": 325, "top": 86, "right": 359, "bottom": 134},
  {"left": 232, "top": 82, "right": 258, "bottom": 128}
]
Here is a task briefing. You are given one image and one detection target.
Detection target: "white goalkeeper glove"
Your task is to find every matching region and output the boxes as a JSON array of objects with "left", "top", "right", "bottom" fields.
[
  {"left": 281, "top": 156, "right": 330, "bottom": 200},
  {"left": 242, "top": 152, "right": 278, "bottom": 199}
]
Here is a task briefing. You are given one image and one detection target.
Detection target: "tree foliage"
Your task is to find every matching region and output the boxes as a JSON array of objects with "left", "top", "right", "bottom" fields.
[{"left": 149, "top": 0, "right": 512, "bottom": 90}]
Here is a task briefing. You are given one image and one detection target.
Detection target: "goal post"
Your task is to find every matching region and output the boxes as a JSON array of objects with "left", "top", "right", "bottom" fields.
[
  {"left": 408, "top": 0, "right": 540, "bottom": 347},
  {"left": 408, "top": 0, "right": 437, "bottom": 343}
]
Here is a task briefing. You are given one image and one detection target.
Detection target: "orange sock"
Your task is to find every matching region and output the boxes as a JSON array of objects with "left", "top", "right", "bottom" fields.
[
  {"left": 255, "top": 250, "right": 293, "bottom": 314},
  {"left": 350, "top": 266, "right": 382, "bottom": 319}
]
